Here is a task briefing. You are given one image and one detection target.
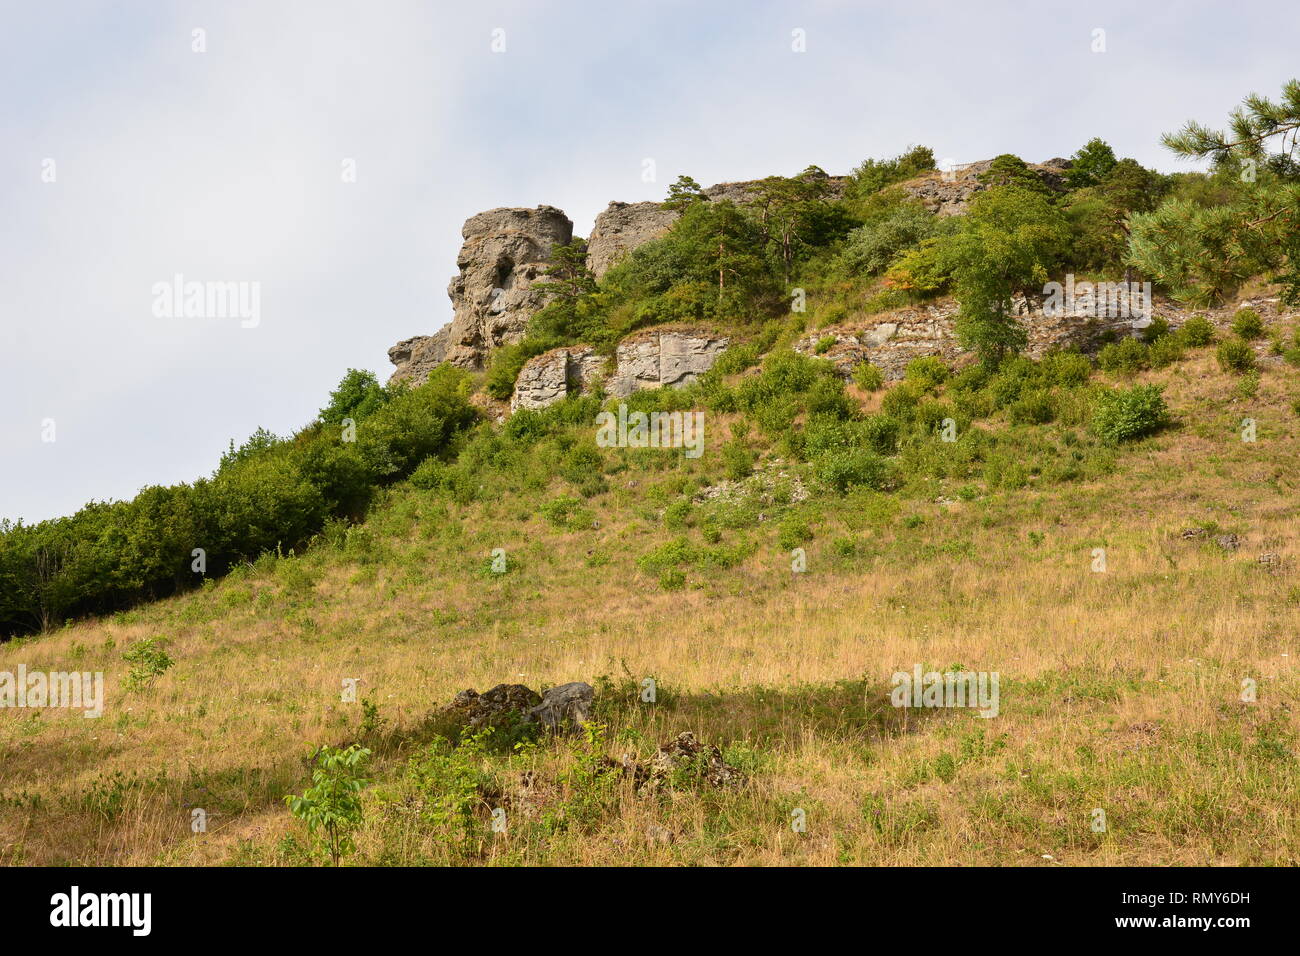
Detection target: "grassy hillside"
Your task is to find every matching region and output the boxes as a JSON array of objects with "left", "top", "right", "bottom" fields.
[{"left": 3, "top": 298, "right": 1299, "bottom": 866}]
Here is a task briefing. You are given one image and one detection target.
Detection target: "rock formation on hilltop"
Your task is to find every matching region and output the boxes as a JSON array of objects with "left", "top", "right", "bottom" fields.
[
  {"left": 585, "top": 201, "right": 680, "bottom": 280},
  {"left": 389, "top": 205, "right": 573, "bottom": 382},
  {"left": 387, "top": 160, "right": 1077, "bottom": 389},
  {"left": 389, "top": 173, "right": 850, "bottom": 383},
  {"left": 897, "top": 158, "right": 1069, "bottom": 217}
]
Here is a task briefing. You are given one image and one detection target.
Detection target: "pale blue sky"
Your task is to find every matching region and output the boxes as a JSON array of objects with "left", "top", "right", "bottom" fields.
[{"left": 2, "top": 0, "right": 1297, "bottom": 523}]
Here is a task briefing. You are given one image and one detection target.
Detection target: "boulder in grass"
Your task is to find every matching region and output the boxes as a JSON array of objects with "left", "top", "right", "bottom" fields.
[{"left": 527, "top": 682, "right": 595, "bottom": 733}]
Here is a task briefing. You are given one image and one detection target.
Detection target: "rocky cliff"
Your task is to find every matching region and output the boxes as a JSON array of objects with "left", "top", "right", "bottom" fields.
[
  {"left": 509, "top": 330, "right": 731, "bottom": 412},
  {"left": 389, "top": 206, "right": 573, "bottom": 382},
  {"left": 388, "top": 160, "right": 1079, "bottom": 390},
  {"left": 897, "top": 158, "right": 1069, "bottom": 217},
  {"left": 389, "top": 173, "right": 849, "bottom": 382}
]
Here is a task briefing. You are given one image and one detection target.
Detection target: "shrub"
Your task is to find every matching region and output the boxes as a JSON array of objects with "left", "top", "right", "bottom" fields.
[
  {"left": 1041, "top": 350, "right": 1092, "bottom": 386},
  {"left": 658, "top": 569, "right": 687, "bottom": 591},
  {"left": 838, "top": 202, "right": 940, "bottom": 276},
  {"left": 777, "top": 516, "right": 813, "bottom": 551},
  {"left": 720, "top": 441, "right": 755, "bottom": 480},
  {"left": 1216, "top": 338, "right": 1256, "bottom": 374},
  {"left": 540, "top": 496, "right": 590, "bottom": 530},
  {"left": 122, "top": 637, "right": 175, "bottom": 690},
  {"left": 409, "top": 457, "right": 445, "bottom": 490},
  {"left": 1096, "top": 337, "right": 1149, "bottom": 374},
  {"left": 1140, "top": 317, "right": 1171, "bottom": 343},
  {"left": 1007, "top": 389, "right": 1056, "bottom": 425},
  {"left": 1148, "top": 334, "right": 1186, "bottom": 368},
  {"left": 815, "top": 335, "right": 837, "bottom": 354},
  {"left": 859, "top": 415, "right": 902, "bottom": 454},
  {"left": 1231, "top": 308, "right": 1264, "bottom": 340},
  {"left": 1176, "top": 316, "right": 1214, "bottom": 346},
  {"left": 814, "top": 448, "right": 890, "bottom": 492},
  {"left": 1092, "top": 384, "right": 1169, "bottom": 443},
  {"left": 880, "top": 382, "right": 924, "bottom": 420},
  {"left": 904, "top": 356, "right": 949, "bottom": 390},
  {"left": 853, "top": 362, "right": 884, "bottom": 392},
  {"left": 319, "top": 369, "right": 390, "bottom": 424}
]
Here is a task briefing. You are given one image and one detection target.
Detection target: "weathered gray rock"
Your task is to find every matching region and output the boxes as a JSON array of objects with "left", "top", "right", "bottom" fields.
[
  {"left": 444, "top": 205, "right": 573, "bottom": 371},
  {"left": 794, "top": 291, "right": 1158, "bottom": 382},
  {"left": 641, "top": 732, "right": 746, "bottom": 792},
  {"left": 586, "top": 201, "right": 680, "bottom": 279},
  {"left": 527, "top": 682, "right": 594, "bottom": 733},
  {"left": 388, "top": 206, "right": 573, "bottom": 381},
  {"left": 899, "top": 159, "right": 1067, "bottom": 217},
  {"left": 510, "top": 330, "right": 729, "bottom": 411},
  {"left": 389, "top": 172, "right": 850, "bottom": 379},
  {"left": 510, "top": 346, "right": 606, "bottom": 412},
  {"left": 445, "top": 684, "right": 543, "bottom": 728},
  {"left": 607, "top": 330, "right": 729, "bottom": 398},
  {"left": 387, "top": 326, "right": 451, "bottom": 386}
]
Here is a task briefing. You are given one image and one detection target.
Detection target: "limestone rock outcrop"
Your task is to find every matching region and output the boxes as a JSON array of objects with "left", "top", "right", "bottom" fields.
[
  {"left": 509, "top": 329, "right": 729, "bottom": 411},
  {"left": 510, "top": 346, "right": 606, "bottom": 412},
  {"left": 387, "top": 327, "right": 451, "bottom": 386},
  {"left": 389, "top": 206, "right": 573, "bottom": 382},
  {"left": 586, "top": 202, "right": 680, "bottom": 279},
  {"left": 899, "top": 159, "right": 1068, "bottom": 217},
  {"left": 527, "top": 682, "right": 595, "bottom": 733},
  {"left": 608, "top": 330, "right": 729, "bottom": 398},
  {"left": 584, "top": 173, "right": 850, "bottom": 279},
  {"left": 387, "top": 161, "right": 1075, "bottom": 382},
  {"left": 793, "top": 291, "right": 1162, "bottom": 381}
]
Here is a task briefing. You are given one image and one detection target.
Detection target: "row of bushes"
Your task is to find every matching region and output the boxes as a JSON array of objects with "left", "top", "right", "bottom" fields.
[{"left": 0, "top": 367, "right": 477, "bottom": 636}]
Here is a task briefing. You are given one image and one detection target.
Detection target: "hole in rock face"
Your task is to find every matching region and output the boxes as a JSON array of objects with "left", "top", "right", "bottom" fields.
[{"left": 494, "top": 259, "right": 513, "bottom": 289}]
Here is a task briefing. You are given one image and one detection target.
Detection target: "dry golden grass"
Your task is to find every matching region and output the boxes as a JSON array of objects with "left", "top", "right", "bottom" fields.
[{"left": 2, "top": 340, "right": 1299, "bottom": 866}]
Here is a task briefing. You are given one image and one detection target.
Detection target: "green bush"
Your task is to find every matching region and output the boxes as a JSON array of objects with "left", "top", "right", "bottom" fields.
[
  {"left": 814, "top": 448, "right": 890, "bottom": 493},
  {"left": 838, "top": 202, "right": 940, "bottom": 276},
  {"left": 285, "top": 744, "right": 372, "bottom": 866},
  {"left": 658, "top": 569, "right": 687, "bottom": 591},
  {"left": 484, "top": 343, "right": 536, "bottom": 401},
  {"left": 904, "top": 356, "right": 950, "bottom": 390},
  {"left": 1148, "top": 334, "right": 1186, "bottom": 368},
  {"left": 319, "top": 369, "right": 390, "bottom": 424},
  {"left": 1092, "top": 384, "right": 1169, "bottom": 443},
  {"left": 1231, "top": 308, "right": 1264, "bottom": 340},
  {"left": 880, "top": 382, "right": 924, "bottom": 420},
  {"left": 1216, "top": 338, "right": 1256, "bottom": 374},
  {"left": 1096, "top": 337, "right": 1149, "bottom": 374},
  {"left": 1176, "top": 316, "right": 1214, "bottom": 347},
  {"left": 1007, "top": 389, "right": 1056, "bottom": 425},
  {"left": 1140, "top": 317, "right": 1171, "bottom": 343},
  {"left": 122, "top": 637, "right": 175, "bottom": 690},
  {"left": 720, "top": 441, "right": 755, "bottom": 480},
  {"left": 853, "top": 362, "right": 884, "bottom": 392},
  {"left": 777, "top": 516, "right": 813, "bottom": 551},
  {"left": 1041, "top": 351, "right": 1092, "bottom": 386}
]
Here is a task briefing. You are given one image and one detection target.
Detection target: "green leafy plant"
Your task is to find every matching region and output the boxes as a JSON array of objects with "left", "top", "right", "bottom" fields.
[
  {"left": 1216, "top": 338, "right": 1256, "bottom": 373},
  {"left": 1176, "top": 316, "right": 1215, "bottom": 346},
  {"left": 1231, "top": 308, "right": 1265, "bottom": 339},
  {"left": 1092, "top": 385, "right": 1169, "bottom": 443},
  {"left": 285, "top": 744, "right": 372, "bottom": 866},
  {"left": 122, "top": 637, "right": 174, "bottom": 690},
  {"left": 853, "top": 362, "right": 884, "bottom": 392}
]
